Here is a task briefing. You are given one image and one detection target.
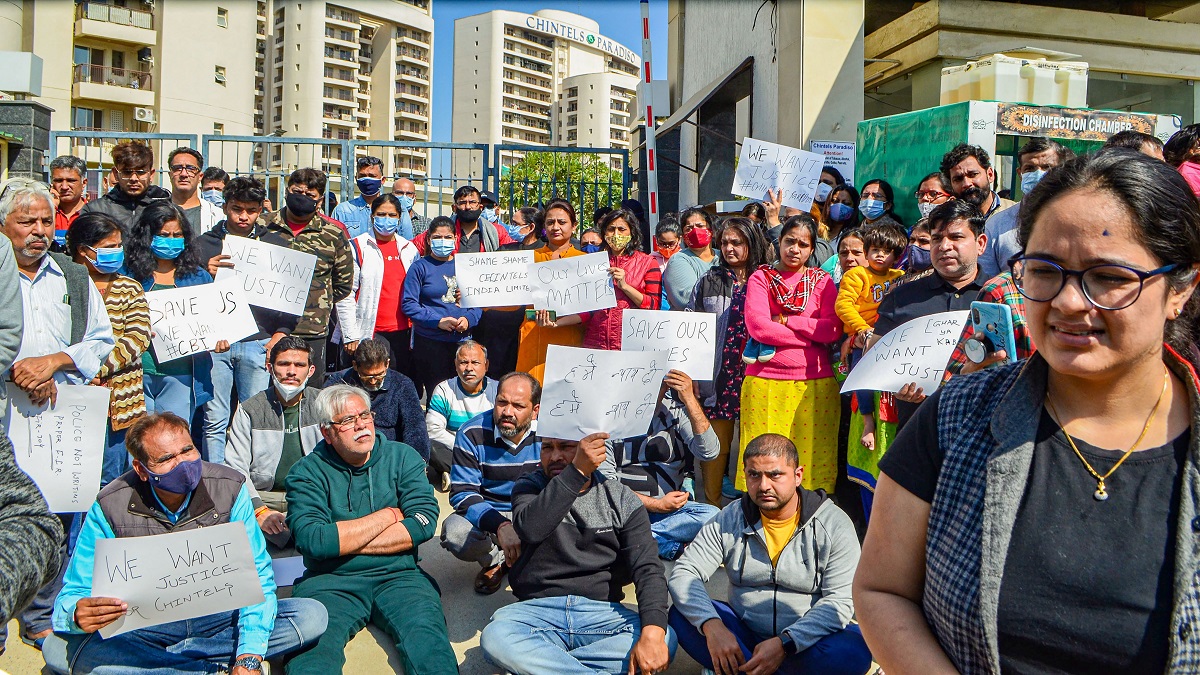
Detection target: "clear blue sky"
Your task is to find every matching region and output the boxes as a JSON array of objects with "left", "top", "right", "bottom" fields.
[{"left": 430, "top": 0, "right": 669, "bottom": 142}]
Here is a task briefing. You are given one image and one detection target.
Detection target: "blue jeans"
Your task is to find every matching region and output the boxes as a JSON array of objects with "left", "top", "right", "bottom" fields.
[
  {"left": 203, "top": 339, "right": 270, "bottom": 464},
  {"left": 649, "top": 500, "right": 720, "bottom": 560},
  {"left": 101, "top": 425, "right": 130, "bottom": 486},
  {"left": 481, "top": 595, "right": 677, "bottom": 675},
  {"left": 143, "top": 373, "right": 196, "bottom": 424},
  {"left": 668, "top": 603, "right": 872, "bottom": 675},
  {"left": 42, "top": 597, "right": 328, "bottom": 675}
]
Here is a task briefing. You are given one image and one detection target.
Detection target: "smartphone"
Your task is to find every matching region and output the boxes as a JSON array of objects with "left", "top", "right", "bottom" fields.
[
  {"left": 965, "top": 301, "right": 1017, "bottom": 365},
  {"left": 525, "top": 309, "right": 557, "bottom": 321}
]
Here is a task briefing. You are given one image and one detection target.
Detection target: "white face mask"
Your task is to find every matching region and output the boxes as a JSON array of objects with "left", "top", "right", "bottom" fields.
[{"left": 272, "top": 372, "right": 309, "bottom": 400}]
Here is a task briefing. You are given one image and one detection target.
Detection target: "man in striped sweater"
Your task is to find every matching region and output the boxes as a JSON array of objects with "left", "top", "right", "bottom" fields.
[{"left": 441, "top": 372, "right": 541, "bottom": 595}]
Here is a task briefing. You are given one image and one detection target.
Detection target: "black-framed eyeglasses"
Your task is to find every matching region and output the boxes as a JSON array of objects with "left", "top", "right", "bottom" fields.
[
  {"left": 330, "top": 410, "right": 375, "bottom": 430},
  {"left": 1009, "top": 255, "right": 1179, "bottom": 311}
]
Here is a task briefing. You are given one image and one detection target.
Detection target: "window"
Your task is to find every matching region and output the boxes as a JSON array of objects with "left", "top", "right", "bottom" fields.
[
  {"left": 71, "top": 106, "right": 103, "bottom": 131},
  {"left": 217, "top": 7, "right": 229, "bottom": 27},
  {"left": 213, "top": 122, "right": 225, "bottom": 135},
  {"left": 215, "top": 65, "right": 227, "bottom": 85},
  {"left": 111, "top": 51, "right": 125, "bottom": 71},
  {"left": 109, "top": 110, "right": 124, "bottom": 131}
]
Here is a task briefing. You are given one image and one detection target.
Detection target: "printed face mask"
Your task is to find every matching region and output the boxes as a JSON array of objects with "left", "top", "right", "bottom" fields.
[
  {"left": 828, "top": 203, "right": 855, "bottom": 222},
  {"left": 150, "top": 236, "right": 185, "bottom": 260},
  {"left": 918, "top": 202, "right": 937, "bottom": 218},
  {"left": 815, "top": 182, "right": 834, "bottom": 203},
  {"left": 605, "top": 233, "right": 632, "bottom": 252}
]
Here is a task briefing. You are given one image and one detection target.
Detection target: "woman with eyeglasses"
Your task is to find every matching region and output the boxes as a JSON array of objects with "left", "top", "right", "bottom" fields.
[
  {"left": 858, "top": 179, "right": 905, "bottom": 230},
  {"left": 650, "top": 216, "right": 683, "bottom": 273},
  {"left": 125, "top": 202, "right": 225, "bottom": 429},
  {"left": 914, "top": 172, "right": 954, "bottom": 219},
  {"left": 517, "top": 199, "right": 587, "bottom": 383},
  {"left": 663, "top": 207, "right": 718, "bottom": 310},
  {"left": 67, "top": 213, "right": 150, "bottom": 484},
  {"left": 856, "top": 151, "right": 1200, "bottom": 673}
]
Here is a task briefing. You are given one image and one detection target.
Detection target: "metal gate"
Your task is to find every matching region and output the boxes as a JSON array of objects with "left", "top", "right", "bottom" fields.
[
  {"left": 492, "top": 145, "right": 630, "bottom": 225},
  {"left": 347, "top": 140, "right": 489, "bottom": 221},
  {"left": 201, "top": 135, "right": 350, "bottom": 214},
  {"left": 46, "top": 131, "right": 198, "bottom": 200}
]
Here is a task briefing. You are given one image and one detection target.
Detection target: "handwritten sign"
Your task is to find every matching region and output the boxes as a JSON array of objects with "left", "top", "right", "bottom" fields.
[
  {"left": 146, "top": 279, "right": 259, "bottom": 363},
  {"left": 810, "top": 140, "right": 856, "bottom": 186},
  {"left": 621, "top": 309, "right": 717, "bottom": 380},
  {"left": 840, "top": 311, "right": 969, "bottom": 394},
  {"left": 455, "top": 251, "right": 535, "bottom": 308},
  {"left": 732, "top": 138, "right": 824, "bottom": 211},
  {"left": 92, "top": 522, "right": 266, "bottom": 637},
  {"left": 215, "top": 237, "right": 316, "bottom": 317},
  {"left": 540, "top": 345, "right": 669, "bottom": 441},
  {"left": 529, "top": 251, "right": 616, "bottom": 316},
  {"left": 7, "top": 384, "right": 107, "bottom": 512}
]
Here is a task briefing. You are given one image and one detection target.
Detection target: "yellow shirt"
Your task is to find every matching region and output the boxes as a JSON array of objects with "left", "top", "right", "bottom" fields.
[
  {"left": 762, "top": 509, "right": 801, "bottom": 566},
  {"left": 834, "top": 265, "right": 905, "bottom": 335}
]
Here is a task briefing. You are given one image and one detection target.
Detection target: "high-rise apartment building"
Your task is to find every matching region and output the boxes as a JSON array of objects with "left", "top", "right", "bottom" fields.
[{"left": 451, "top": 9, "right": 639, "bottom": 166}]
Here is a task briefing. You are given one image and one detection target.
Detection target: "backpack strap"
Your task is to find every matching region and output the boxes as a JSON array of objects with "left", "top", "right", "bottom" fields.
[{"left": 49, "top": 252, "right": 90, "bottom": 346}]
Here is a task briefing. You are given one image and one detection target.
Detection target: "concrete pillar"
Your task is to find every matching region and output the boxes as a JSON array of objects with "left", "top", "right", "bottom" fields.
[
  {"left": 776, "top": 0, "right": 864, "bottom": 148},
  {"left": 0, "top": 100, "right": 51, "bottom": 179}
]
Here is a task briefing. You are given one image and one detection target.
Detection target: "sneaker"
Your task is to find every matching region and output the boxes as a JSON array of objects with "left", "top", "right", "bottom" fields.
[
  {"left": 741, "top": 339, "right": 761, "bottom": 365},
  {"left": 721, "top": 476, "right": 743, "bottom": 500},
  {"left": 757, "top": 342, "right": 776, "bottom": 362}
]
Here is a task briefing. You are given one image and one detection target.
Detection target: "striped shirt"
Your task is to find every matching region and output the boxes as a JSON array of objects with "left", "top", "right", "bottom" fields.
[
  {"left": 425, "top": 376, "right": 498, "bottom": 452},
  {"left": 449, "top": 413, "right": 540, "bottom": 533}
]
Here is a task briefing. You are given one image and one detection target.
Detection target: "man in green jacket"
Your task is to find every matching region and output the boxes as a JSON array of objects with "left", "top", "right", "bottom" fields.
[{"left": 284, "top": 384, "right": 456, "bottom": 674}]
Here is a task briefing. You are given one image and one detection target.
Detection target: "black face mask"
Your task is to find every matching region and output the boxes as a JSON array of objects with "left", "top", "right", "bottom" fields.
[
  {"left": 285, "top": 192, "right": 318, "bottom": 218},
  {"left": 457, "top": 208, "right": 482, "bottom": 223}
]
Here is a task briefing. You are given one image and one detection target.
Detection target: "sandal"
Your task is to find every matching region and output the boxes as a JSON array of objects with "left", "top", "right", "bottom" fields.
[{"left": 474, "top": 562, "right": 509, "bottom": 595}]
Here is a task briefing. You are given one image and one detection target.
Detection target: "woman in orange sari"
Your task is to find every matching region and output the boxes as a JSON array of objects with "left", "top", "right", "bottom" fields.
[{"left": 515, "top": 198, "right": 586, "bottom": 383}]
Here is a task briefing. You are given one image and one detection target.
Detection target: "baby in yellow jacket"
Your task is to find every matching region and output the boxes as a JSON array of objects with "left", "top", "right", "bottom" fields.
[{"left": 835, "top": 223, "right": 907, "bottom": 451}]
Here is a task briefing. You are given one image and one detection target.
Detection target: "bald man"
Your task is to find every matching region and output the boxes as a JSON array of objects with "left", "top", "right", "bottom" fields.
[{"left": 392, "top": 178, "right": 431, "bottom": 238}]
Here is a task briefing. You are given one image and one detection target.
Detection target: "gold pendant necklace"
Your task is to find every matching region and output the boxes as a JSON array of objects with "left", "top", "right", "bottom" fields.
[{"left": 1045, "top": 370, "right": 1169, "bottom": 502}]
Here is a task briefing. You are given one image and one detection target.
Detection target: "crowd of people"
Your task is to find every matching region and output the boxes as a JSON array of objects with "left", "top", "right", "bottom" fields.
[{"left": 0, "top": 122, "right": 1197, "bottom": 674}]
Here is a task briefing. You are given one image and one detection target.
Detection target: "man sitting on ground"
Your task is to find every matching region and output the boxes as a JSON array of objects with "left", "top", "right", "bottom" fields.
[
  {"left": 442, "top": 372, "right": 540, "bottom": 595},
  {"left": 43, "top": 413, "right": 328, "bottom": 675},
  {"left": 224, "top": 337, "right": 323, "bottom": 548},
  {"left": 425, "top": 340, "right": 497, "bottom": 490},
  {"left": 327, "top": 337, "right": 428, "bottom": 460},
  {"left": 285, "top": 385, "right": 456, "bottom": 674},
  {"left": 602, "top": 369, "right": 720, "bottom": 560},
  {"left": 667, "top": 434, "right": 872, "bottom": 675},
  {"left": 481, "top": 431, "right": 676, "bottom": 674}
]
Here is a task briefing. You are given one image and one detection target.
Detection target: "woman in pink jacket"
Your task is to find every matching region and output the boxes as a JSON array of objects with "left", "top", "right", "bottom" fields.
[{"left": 737, "top": 213, "right": 844, "bottom": 493}]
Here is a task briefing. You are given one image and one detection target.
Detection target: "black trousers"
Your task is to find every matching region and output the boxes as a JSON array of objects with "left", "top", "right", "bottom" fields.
[
  {"left": 304, "top": 336, "right": 329, "bottom": 387},
  {"left": 412, "top": 334, "right": 460, "bottom": 403}
]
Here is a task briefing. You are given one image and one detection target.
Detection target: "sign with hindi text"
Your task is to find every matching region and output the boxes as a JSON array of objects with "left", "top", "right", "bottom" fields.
[
  {"left": 92, "top": 522, "right": 266, "bottom": 637},
  {"left": 455, "top": 251, "right": 535, "bottom": 308},
  {"left": 529, "top": 251, "right": 616, "bottom": 316},
  {"left": 540, "top": 345, "right": 669, "bottom": 441},
  {"left": 732, "top": 138, "right": 824, "bottom": 211},
  {"left": 621, "top": 309, "right": 717, "bottom": 380},
  {"left": 840, "top": 311, "right": 969, "bottom": 395},
  {"left": 7, "top": 383, "right": 108, "bottom": 512},
  {"left": 215, "top": 237, "right": 316, "bottom": 317},
  {"left": 146, "top": 280, "right": 258, "bottom": 363}
]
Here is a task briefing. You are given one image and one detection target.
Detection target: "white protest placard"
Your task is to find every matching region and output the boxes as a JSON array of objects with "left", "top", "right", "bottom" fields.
[
  {"left": 146, "top": 279, "right": 259, "bottom": 364},
  {"left": 7, "top": 384, "right": 108, "bottom": 512},
  {"left": 810, "top": 140, "right": 856, "bottom": 186},
  {"left": 540, "top": 345, "right": 669, "bottom": 441},
  {"left": 455, "top": 251, "right": 535, "bottom": 308},
  {"left": 732, "top": 137, "right": 825, "bottom": 211},
  {"left": 529, "top": 251, "right": 616, "bottom": 316},
  {"left": 215, "top": 237, "right": 316, "bottom": 317},
  {"left": 839, "top": 311, "right": 969, "bottom": 395},
  {"left": 621, "top": 309, "right": 717, "bottom": 381},
  {"left": 92, "top": 522, "right": 266, "bottom": 637}
]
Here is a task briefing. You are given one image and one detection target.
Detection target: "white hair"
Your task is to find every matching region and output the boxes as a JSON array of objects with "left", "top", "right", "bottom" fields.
[
  {"left": 0, "top": 178, "right": 55, "bottom": 225},
  {"left": 315, "top": 384, "right": 372, "bottom": 427}
]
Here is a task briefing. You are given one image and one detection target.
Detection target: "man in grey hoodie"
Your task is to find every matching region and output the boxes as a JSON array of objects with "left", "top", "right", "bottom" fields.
[{"left": 667, "top": 433, "right": 872, "bottom": 675}]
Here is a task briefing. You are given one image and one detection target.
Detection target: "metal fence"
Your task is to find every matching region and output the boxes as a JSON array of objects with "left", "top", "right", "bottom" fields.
[
  {"left": 343, "top": 140, "right": 489, "bottom": 221},
  {"left": 493, "top": 145, "right": 630, "bottom": 224},
  {"left": 46, "top": 131, "right": 198, "bottom": 201},
  {"left": 201, "top": 135, "right": 350, "bottom": 213}
]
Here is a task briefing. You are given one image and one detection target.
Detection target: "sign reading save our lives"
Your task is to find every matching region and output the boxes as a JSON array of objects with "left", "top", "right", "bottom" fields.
[
  {"left": 840, "top": 311, "right": 969, "bottom": 395},
  {"left": 732, "top": 137, "right": 825, "bottom": 212},
  {"left": 621, "top": 309, "right": 717, "bottom": 381},
  {"left": 92, "top": 523, "right": 265, "bottom": 637},
  {"left": 455, "top": 251, "right": 535, "bottom": 308},
  {"left": 145, "top": 280, "right": 259, "bottom": 363},
  {"left": 528, "top": 251, "right": 616, "bottom": 316},
  {"left": 215, "top": 237, "right": 317, "bottom": 317}
]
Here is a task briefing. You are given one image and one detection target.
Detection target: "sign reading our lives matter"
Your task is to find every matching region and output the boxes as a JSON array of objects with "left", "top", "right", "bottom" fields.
[
  {"left": 145, "top": 279, "right": 259, "bottom": 363},
  {"left": 732, "top": 137, "right": 825, "bottom": 212},
  {"left": 840, "top": 311, "right": 969, "bottom": 395},
  {"left": 455, "top": 251, "right": 535, "bottom": 308},
  {"left": 215, "top": 237, "right": 317, "bottom": 316},
  {"left": 7, "top": 383, "right": 108, "bottom": 512},
  {"left": 529, "top": 251, "right": 616, "bottom": 316},
  {"left": 92, "top": 522, "right": 265, "bottom": 637},
  {"left": 621, "top": 309, "right": 717, "bottom": 381},
  {"left": 540, "top": 345, "right": 670, "bottom": 441}
]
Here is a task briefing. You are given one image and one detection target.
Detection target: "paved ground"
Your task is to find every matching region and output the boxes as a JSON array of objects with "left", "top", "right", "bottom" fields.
[{"left": 0, "top": 489, "right": 721, "bottom": 674}]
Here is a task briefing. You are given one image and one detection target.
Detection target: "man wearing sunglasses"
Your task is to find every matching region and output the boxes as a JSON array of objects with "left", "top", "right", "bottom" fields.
[
  {"left": 166, "top": 147, "right": 222, "bottom": 236},
  {"left": 81, "top": 140, "right": 170, "bottom": 230}
]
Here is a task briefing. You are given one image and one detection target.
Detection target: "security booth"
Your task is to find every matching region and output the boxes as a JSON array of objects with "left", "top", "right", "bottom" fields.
[{"left": 855, "top": 101, "right": 1182, "bottom": 226}]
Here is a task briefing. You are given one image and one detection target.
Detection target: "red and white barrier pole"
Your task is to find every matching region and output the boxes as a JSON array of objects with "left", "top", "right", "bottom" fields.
[{"left": 640, "top": 0, "right": 659, "bottom": 229}]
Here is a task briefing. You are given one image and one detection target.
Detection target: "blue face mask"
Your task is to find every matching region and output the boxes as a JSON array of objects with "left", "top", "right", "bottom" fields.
[
  {"left": 356, "top": 176, "right": 383, "bottom": 196},
  {"left": 481, "top": 207, "right": 497, "bottom": 223},
  {"left": 87, "top": 246, "right": 124, "bottom": 274},
  {"left": 581, "top": 243, "right": 603, "bottom": 254},
  {"left": 397, "top": 194, "right": 415, "bottom": 212},
  {"left": 504, "top": 221, "right": 526, "bottom": 240},
  {"left": 903, "top": 243, "right": 932, "bottom": 271},
  {"left": 145, "top": 457, "right": 203, "bottom": 495},
  {"left": 151, "top": 235, "right": 185, "bottom": 260},
  {"left": 430, "top": 238, "right": 455, "bottom": 257},
  {"left": 373, "top": 216, "right": 400, "bottom": 235},
  {"left": 1020, "top": 169, "right": 1046, "bottom": 197},
  {"left": 201, "top": 188, "right": 225, "bottom": 207},
  {"left": 828, "top": 203, "right": 855, "bottom": 222},
  {"left": 859, "top": 198, "right": 886, "bottom": 221}
]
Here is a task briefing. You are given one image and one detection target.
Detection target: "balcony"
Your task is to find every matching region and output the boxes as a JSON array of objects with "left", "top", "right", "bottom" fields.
[
  {"left": 75, "top": 2, "right": 156, "bottom": 45},
  {"left": 324, "top": 46, "right": 356, "bottom": 64},
  {"left": 397, "top": 48, "right": 428, "bottom": 64},
  {"left": 396, "top": 85, "right": 425, "bottom": 101},
  {"left": 396, "top": 31, "right": 429, "bottom": 46},
  {"left": 325, "top": 7, "right": 357, "bottom": 26},
  {"left": 72, "top": 65, "right": 154, "bottom": 107}
]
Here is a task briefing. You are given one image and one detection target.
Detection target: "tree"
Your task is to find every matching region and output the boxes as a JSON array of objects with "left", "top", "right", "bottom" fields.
[{"left": 496, "top": 151, "right": 625, "bottom": 225}]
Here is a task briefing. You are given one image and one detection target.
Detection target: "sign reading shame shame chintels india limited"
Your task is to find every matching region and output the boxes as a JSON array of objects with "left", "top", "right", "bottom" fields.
[{"left": 522, "top": 14, "right": 638, "bottom": 64}]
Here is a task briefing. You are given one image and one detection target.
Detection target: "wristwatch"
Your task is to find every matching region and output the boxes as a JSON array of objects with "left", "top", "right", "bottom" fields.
[
  {"left": 779, "top": 633, "right": 797, "bottom": 655},
  {"left": 233, "top": 655, "right": 263, "bottom": 671}
]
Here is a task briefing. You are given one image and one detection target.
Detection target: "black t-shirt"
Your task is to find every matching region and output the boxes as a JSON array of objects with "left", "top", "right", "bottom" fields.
[{"left": 881, "top": 391, "right": 1186, "bottom": 673}]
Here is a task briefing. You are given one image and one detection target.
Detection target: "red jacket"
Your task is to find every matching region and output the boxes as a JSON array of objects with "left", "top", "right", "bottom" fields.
[
  {"left": 413, "top": 217, "right": 513, "bottom": 255},
  {"left": 581, "top": 250, "right": 662, "bottom": 350}
]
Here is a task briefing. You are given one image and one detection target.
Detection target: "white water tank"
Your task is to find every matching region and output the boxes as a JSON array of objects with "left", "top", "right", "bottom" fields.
[{"left": 941, "top": 53, "right": 1088, "bottom": 107}]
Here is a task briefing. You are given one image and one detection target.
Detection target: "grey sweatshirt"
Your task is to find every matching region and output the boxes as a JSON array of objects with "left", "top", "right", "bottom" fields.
[
  {"left": 0, "top": 432, "right": 64, "bottom": 623},
  {"left": 668, "top": 489, "right": 860, "bottom": 652},
  {"left": 224, "top": 386, "right": 324, "bottom": 509}
]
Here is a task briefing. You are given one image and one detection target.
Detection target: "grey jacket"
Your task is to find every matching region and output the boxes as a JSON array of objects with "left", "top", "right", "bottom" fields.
[
  {"left": 0, "top": 432, "right": 62, "bottom": 624},
  {"left": 0, "top": 237, "right": 23, "bottom": 417},
  {"left": 224, "top": 386, "right": 324, "bottom": 509},
  {"left": 668, "top": 489, "right": 860, "bottom": 652}
]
